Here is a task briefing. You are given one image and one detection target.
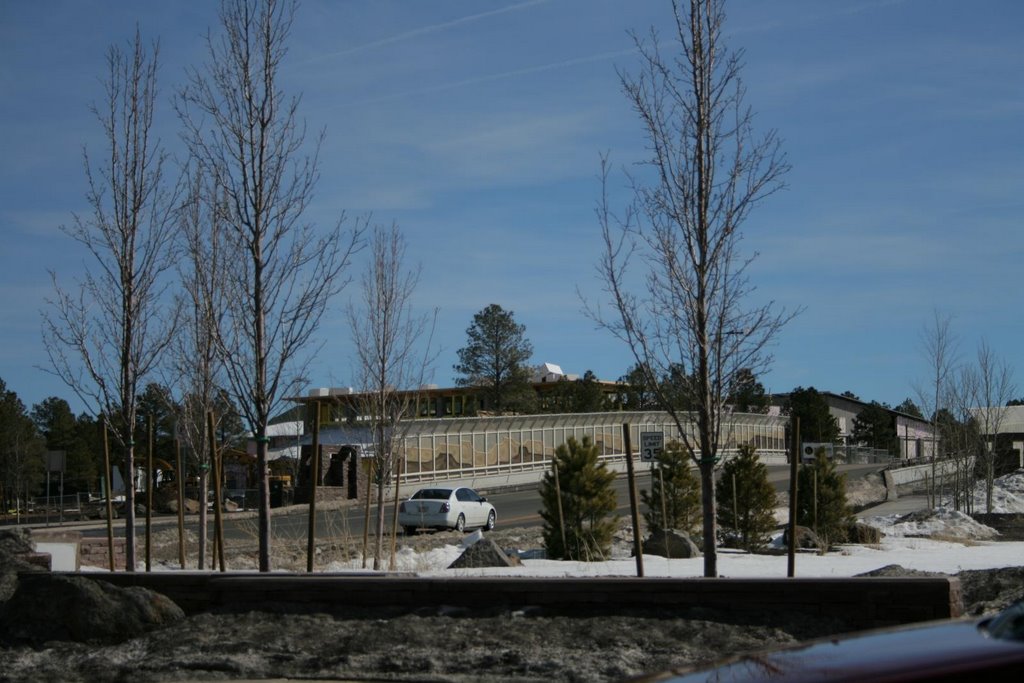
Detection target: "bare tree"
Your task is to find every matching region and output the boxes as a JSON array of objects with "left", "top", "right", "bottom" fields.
[
  {"left": 970, "top": 340, "right": 1016, "bottom": 513},
  {"left": 42, "top": 31, "right": 178, "bottom": 570},
  {"left": 943, "top": 365, "right": 977, "bottom": 512},
  {"left": 588, "top": 0, "right": 792, "bottom": 577},
  {"left": 168, "top": 165, "right": 229, "bottom": 568},
  {"left": 347, "top": 224, "right": 437, "bottom": 570},
  {"left": 913, "top": 310, "right": 958, "bottom": 455},
  {"left": 178, "top": 0, "right": 362, "bottom": 571},
  {"left": 912, "top": 310, "right": 958, "bottom": 506}
]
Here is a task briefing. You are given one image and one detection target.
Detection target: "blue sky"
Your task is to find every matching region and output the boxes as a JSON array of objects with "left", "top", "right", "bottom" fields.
[{"left": 2, "top": 0, "right": 1022, "bottom": 416}]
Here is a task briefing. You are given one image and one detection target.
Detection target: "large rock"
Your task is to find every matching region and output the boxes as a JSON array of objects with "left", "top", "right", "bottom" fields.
[
  {"left": 448, "top": 537, "right": 520, "bottom": 569},
  {"left": 0, "top": 529, "right": 47, "bottom": 605},
  {"left": 845, "top": 521, "right": 883, "bottom": 544},
  {"left": 782, "top": 525, "right": 821, "bottom": 550},
  {"left": 641, "top": 529, "right": 702, "bottom": 559},
  {"left": 0, "top": 574, "right": 185, "bottom": 645}
]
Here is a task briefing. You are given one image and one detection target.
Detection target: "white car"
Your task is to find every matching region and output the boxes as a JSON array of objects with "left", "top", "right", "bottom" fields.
[{"left": 398, "top": 486, "right": 496, "bottom": 535}]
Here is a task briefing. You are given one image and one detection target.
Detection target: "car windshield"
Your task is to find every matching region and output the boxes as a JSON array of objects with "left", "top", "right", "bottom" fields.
[{"left": 411, "top": 488, "right": 452, "bottom": 500}]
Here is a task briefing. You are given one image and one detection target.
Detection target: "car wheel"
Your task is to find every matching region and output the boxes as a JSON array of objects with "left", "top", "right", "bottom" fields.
[
  {"left": 485, "top": 509, "right": 496, "bottom": 531},
  {"left": 454, "top": 514, "right": 466, "bottom": 533},
  {"left": 404, "top": 526, "right": 417, "bottom": 537}
]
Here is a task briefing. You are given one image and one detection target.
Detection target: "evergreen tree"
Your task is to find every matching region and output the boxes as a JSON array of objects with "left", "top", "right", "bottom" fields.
[
  {"left": 30, "top": 396, "right": 99, "bottom": 493},
  {"left": 615, "top": 364, "right": 659, "bottom": 411},
  {"left": 787, "top": 387, "right": 840, "bottom": 443},
  {"left": 727, "top": 369, "right": 770, "bottom": 414},
  {"left": 0, "top": 379, "right": 46, "bottom": 512},
  {"left": 539, "top": 436, "right": 617, "bottom": 560},
  {"left": 716, "top": 444, "right": 777, "bottom": 551},
  {"left": 796, "top": 449, "right": 853, "bottom": 548},
  {"left": 894, "top": 398, "right": 923, "bottom": 418},
  {"left": 134, "top": 383, "right": 179, "bottom": 468},
  {"left": 640, "top": 441, "right": 701, "bottom": 535},
  {"left": 454, "top": 304, "right": 535, "bottom": 414},
  {"left": 852, "top": 402, "right": 898, "bottom": 453},
  {"left": 541, "top": 370, "right": 609, "bottom": 414}
]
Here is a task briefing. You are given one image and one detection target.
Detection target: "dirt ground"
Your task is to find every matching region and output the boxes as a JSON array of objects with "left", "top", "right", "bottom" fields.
[{"left": 2, "top": 518, "right": 1024, "bottom": 683}]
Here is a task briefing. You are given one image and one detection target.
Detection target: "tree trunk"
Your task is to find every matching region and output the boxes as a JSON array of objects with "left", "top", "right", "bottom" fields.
[
  {"left": 198, "top": 470, "right": 208, "bottom": 570},
  {"left": 373, "top": 474, "right": 387, "bottom": 571},
  {"left": 699, "top": 461, "right": 717, "bottom": 577},
  {"left": 123, "top": 451, "right": 136, "bottom": 571},
  {"left": 257, "top": 435, "right": 271, "bottom": 572}
]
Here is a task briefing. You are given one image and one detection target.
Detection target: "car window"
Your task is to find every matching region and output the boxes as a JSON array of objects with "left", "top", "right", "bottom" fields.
[
  {"left": 458, "top": 488, "right": 480, "bottom": 502},
  {"left": 412, "top": 489, "right": 451, "bottom": 500}
]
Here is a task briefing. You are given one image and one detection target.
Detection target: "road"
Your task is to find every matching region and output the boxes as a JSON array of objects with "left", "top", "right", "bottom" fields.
[{"left": 73, "top": 463, "right": 887, "bottom": 542}]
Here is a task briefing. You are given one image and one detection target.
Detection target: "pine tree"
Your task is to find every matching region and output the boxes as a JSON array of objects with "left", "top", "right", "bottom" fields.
[
  {"left": 716, "top": 444, "right": 777, "bottom": 551},
  {"left": 640, "top": 441, "right": 701, "bottom": 535},
  {"left": 796, "top": 449, "right": 853, "bottom": 548},
  {"left": 539, "top": 436, "right": 618, "bottom": 560}
]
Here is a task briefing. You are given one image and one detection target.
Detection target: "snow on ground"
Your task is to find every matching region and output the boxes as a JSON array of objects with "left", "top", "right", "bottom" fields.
[
  {"left": 869, "top": 508, "right": 1000, "bottom": 540},
  {"left": 320, "top": 470, "right": 1024, "bottom": 579},
  {"left": 972, "top": 468, "right": 1024, "bottom": 513}
]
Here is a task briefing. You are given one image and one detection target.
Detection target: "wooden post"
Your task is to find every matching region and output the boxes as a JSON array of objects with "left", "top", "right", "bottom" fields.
[
  {"left": 146, "top": 413, "right": 153, "bottom": 572},
  {"left": 622, "top": 424, "right": 644, "bottom": 578},
  {"left": 175, "top": 437, "right": 186, "bottom": 569},
  {"left": 362, "top": 458, "right": 373, "bottom": 569},
  {"left": 389, "top": 460, "right": 402, "bottom": 571},
  {"left": 208, "top": 411, "right": 226, "bottom": 572},
  {"left": 102, "top": 422, "right": 115, "bottom": 572},
  {"left": 660, "top": 468, "right": 670, "bottom": 561},
  {"left": 813, "top": 469, "right": 818, "bottom": 536},
  {"left": 732, "top": 472, "right": 738, "bottom": 542},
  {"left": 306, "top": 402, "right": 320, "bottom": 573},
  {"left": 552, "top": 459, "right": 566, "bottom": 553},
  {"left": 788, "top": 416, "right": 799, "bottom": 578}
]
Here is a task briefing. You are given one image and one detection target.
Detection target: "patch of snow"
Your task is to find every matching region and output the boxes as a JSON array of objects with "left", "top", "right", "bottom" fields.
[
  {"left": 871, "top": 508, "right": 1000, "bottom": 540},
  {"left": 972, "top": 469, "right": 1024, "bottom": 513}
]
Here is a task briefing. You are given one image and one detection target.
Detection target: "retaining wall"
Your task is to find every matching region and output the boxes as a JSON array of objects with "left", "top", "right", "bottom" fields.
[{"left": 82, "top": 572, "right": 961, "bottom": 632}]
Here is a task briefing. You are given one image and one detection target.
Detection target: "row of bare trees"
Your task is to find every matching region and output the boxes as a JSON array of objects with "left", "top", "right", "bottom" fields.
[
  {"left": 914, "top": 311, "right": 1017, "bottom": 514},
  {"left": 42, "top": 0, "right": 435, "bottom": 572}
]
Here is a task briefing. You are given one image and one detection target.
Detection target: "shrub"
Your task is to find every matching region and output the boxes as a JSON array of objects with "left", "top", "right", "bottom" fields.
[
  {"left": 716, "top": 444, "right": 777, "bottom": 551},
  {"left": 539, "top": 436, "right": 617, "bottom": 560},
  {"left": 796, "top": 448, "right": 853, "bottom": 549},
  {"left": 640, "top": 441, "right": 701, "bottom": 536}
]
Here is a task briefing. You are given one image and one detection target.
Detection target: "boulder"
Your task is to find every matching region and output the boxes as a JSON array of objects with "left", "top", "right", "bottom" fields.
[
  {"left": 448, "top": 537, "right": 520, "bottom": 569},
  {"left": 845, "top": 521, "right": 883, "bottom": 544},
  {"left": 782, "top": 525, "right": 821, "bottom": 550},
  {"left": 0, "top": 529, "right": 47, "bottom": 605},
  {"left": 0, "top": 573, "right": 184, "bottom": 645},
  {"left": 641, "top": 529, "right": 702, "bottom": 559}
]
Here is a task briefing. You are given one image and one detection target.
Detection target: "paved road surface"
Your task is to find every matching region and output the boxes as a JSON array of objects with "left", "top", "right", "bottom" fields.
[{"left": 63, "top": 463, "right": 894, "bottom": 542}]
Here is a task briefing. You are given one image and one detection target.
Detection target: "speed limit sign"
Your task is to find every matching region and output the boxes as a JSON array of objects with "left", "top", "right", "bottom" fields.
[{"left": 640, "top": 431, "right": 664, "bottom": 461}]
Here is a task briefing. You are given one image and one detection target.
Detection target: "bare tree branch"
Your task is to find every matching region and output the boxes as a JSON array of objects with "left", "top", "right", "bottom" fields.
[
  {"left": 347, "top": 224, "right": 438, "bottom": 570},
  {"left": 584, "top": 0, "right": 794, "bottom": 577},
  {"left": 42, "top": 30, "right": 178, "bottom": 570},
  {"left": 177, "top": 0, "right": 363, "bottom": 571}
]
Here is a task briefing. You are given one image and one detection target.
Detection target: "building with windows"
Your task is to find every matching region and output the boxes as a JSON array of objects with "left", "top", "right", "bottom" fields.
[
  {"left": 770, "top": 391, "right": 938, "bottom": 461},
  {"left": 289, "top": 378, "right": 790, "bottom": 498}
]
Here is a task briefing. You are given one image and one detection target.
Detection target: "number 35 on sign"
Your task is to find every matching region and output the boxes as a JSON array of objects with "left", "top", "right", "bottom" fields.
[{"left": 640, "top": 431, "right": 664, "bottom": 461}]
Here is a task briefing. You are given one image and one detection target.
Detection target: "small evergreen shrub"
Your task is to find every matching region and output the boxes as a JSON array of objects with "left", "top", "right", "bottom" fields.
[
  {"left": 539, "top": 436, "right": 618, "bottom": 560},
  {"left": 716, "top": 444, "right": 778, "bottom": 551}
]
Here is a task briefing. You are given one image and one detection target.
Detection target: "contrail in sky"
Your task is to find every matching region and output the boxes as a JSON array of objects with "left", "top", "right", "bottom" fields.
[
  {"left": 333, "top": 47, "right": 638, "bottom": 110},
  {"left": 308, "top": 0, "right": 550, "bottom": 62}
]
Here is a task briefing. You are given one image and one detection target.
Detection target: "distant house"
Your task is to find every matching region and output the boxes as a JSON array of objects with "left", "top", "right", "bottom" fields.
[
  {"left": 969, "top": 405, "right": 1024, "bottom": 470},
  {"left": 770, "top": 391, "right": 938, "bottom": 460}
]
